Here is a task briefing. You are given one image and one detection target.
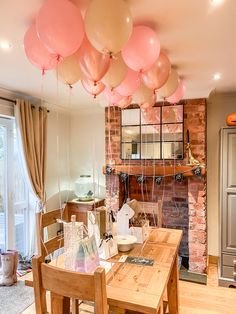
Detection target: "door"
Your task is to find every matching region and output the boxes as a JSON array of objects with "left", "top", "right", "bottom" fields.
[
  {"left": 0, "top": 117, "right": 31, "bottom": 255},
  {"left": 0, "top": 117, "right": 13, "bottom": 251},
  {"left": 221, "top": 128, "right": 236, "bottom": 254}
]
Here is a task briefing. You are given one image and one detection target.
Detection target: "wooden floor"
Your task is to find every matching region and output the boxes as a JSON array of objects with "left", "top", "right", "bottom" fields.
[{"left": 22, "top": 262, "right": 236, "bottom": 314}]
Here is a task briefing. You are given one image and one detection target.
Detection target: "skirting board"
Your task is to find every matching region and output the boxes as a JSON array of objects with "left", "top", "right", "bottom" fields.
[{"left": 208, "top": 255, "right": 218, "bottom": 265}]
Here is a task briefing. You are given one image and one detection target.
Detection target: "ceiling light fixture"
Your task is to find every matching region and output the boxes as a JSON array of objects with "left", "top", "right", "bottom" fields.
[
  {"left": 213, "top": 73, "right": 221, "bottom": 80},
  {"left": 0, "top": 41, "right": 12, "bottom": 51},
  {"left": 211, "top": 0, "right": 224, "bottom": 6}
]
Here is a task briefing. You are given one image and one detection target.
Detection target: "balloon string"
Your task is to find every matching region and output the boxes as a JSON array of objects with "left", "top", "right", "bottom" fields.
[
  {"left": 151, "top": 112, "right": 157, "bottom": 227},
  {"left": 107, "top": 105, "right": 115, "bottom": 212},
  {"left": 66, "top": 87, "right": 72, "bottom": 204},
  {"left": 140, "top": 109, "right": 146, "bottom": 219},
  {"left": 107, "top": 105, "right": 113, "bottom": 165},
  {"left": 55, "top": 67, "right": 62, "bottom": 212},
  {"left": 172, "top": 104, "right": 181, "bottom": 216},
  {"left": 161, "top": 99, "right": 166, "bottom": 226},
  {"left": 113, "top": 106, "right": 119, "bottom": 211}
]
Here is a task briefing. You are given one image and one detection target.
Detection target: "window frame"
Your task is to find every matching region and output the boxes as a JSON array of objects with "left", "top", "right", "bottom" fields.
[{"left": 120, "top": 104, "right": 184, "bottom": 160}]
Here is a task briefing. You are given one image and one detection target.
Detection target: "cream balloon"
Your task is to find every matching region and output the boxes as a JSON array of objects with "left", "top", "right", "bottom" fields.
[
  {"left": 84, "top": 0, "right": 133, "bottom": 55},
  {"left": 158, "top": 68, "right": 180, "bottom": 98},
  {"left": 102, "top": 53, "right": 128, "bottom": 89},
  {"left": 57, "top": 53, "right": 82, "bottom": 85},
  {"left": 133, "top": 83, "right": 155, "bottom": 107}
]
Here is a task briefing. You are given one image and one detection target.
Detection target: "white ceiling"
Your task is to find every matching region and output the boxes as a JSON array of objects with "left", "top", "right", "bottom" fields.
[{"left": 0, "top": 0, "right": 235, "bottom": 110}]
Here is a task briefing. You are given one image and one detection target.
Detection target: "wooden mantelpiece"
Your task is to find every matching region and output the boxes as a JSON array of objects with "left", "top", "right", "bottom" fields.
[{"left": 103, "top": 164, "right": 206, "bottom": 177}]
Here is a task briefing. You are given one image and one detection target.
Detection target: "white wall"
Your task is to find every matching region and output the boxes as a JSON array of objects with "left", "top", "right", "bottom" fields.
[
  {"left": 69, "top": 108, "right": 106, "bottom": 198},
  {"left": 207, "top": 91, "right": 236, "bottom": 256},
  {"left": 45, "top": 108, "right": 72, "bottom": 210}
]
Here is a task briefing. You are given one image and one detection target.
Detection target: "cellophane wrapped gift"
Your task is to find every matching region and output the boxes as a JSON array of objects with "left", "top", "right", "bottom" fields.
[
  {"left": 64, "top": 218, "right": 83, "bottom": 270},
  {"left": 74, "top": 235, "right": 100, "bottom": 273}
]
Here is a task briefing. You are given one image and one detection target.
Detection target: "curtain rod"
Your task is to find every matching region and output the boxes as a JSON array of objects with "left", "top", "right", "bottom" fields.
[
  {"left": 0, "top": 96, "right": 16, "bottom": 104},
  {"left": 0, "top": 96, "right": 50, "bottom": 113}
]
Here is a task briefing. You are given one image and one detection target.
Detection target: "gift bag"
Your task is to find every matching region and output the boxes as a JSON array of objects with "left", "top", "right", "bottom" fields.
[
  {"left": 74, "top": 235, "right": 100, "bottom": 273},
  {"left": 99, "top": 234, "right": 118, "bottom": 260},
  {"left": 64, "top": 219, "right": 83, "bottom": 270},
  {"left": 87, "top": 211, "right": 101, "bottom": 248}
]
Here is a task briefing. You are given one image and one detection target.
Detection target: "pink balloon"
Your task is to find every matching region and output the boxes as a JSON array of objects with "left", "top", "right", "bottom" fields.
[
  {"left": 142, "top": 52, "right": 171, "bottom": 91},
  {"left": 104, "top": 88, "right": 123, "bottom": 105},
  {"left": 115, "top": 68, "right": 141, "bottom": 97},
  {"left": 24, "top": 24, "right": 58, "bottom": 71},
  {"left": 82, "top": 77, "right": 105, "bottom": 97},
  {"left": 167, "top": 80, "right": 185, "bottom": 104},
  {"left": 36, "top": 0, "right": 84, "bottom": 57},
  {"left": 122, "top": 26, "right": 160, "bottom": 72},
  {"left": 116, "top": 96, "right": 132, "bottom": 109},
  {"left": 78, "top": 37, "right": 110, "bottom": 83}
]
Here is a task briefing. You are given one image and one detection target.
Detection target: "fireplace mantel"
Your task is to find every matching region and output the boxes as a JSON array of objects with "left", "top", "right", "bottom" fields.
[{"left": 103, "top": 164, "right": 206, "bottom": 177}]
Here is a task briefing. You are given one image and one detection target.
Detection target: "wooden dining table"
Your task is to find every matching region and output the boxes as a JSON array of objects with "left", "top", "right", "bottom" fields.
[{"left": 26, "top": 227, "right": 182, "bottom": 314}]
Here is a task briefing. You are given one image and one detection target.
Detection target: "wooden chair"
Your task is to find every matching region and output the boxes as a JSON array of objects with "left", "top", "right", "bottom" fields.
[
  {"left": 35, "top": 208, "right": 84, "bottom": 312},
  {"left": 32, "top": 255, "right": 108, "bottom": 314},
  {"left": 25, "top": 208, "right": 69, "bottom": 288},
  {"left": 35, "top": 207, "right": 69, "bottom": 258},
  {"left": 127, "top": 199, "right": 163, "bottom": 228}
]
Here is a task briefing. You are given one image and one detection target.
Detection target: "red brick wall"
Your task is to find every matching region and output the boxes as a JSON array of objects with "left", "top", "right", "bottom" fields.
[{"left": 105, "top": 99, "right": 207, "bottom": 273}]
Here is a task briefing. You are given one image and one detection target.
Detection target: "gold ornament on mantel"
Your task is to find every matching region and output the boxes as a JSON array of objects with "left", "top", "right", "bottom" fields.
[{"left": 186, "top": 129, "right": 205, "bottom": 168}]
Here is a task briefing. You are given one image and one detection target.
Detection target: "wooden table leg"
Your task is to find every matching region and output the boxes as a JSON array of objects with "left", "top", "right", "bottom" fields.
[
  {"left": 167, "top": 255, "right": 179, "bottom": 314},
  {"left": 158, "top": 299, "right": 164, "bottom": 314}
]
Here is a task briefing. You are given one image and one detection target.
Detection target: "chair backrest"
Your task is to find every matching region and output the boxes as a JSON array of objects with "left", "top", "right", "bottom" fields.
[
  {"left": 36, "top": 208, "right": 69, "bottom": 258},
  {"left": 32, "top": 256, "right": 108, "bottom": 314},
  {"left": 127, "top": 199, "right": 163, "bottom": 228}
]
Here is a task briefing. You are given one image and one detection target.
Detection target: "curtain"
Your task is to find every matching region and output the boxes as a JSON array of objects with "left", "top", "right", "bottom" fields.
[{"left": 14, "top": 99, "right": 48, "bottom": 255}]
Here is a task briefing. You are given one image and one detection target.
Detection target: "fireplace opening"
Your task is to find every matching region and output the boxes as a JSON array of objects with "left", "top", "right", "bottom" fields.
[{"left": 119, "top": 175, "right": 190, "bottom": 267}]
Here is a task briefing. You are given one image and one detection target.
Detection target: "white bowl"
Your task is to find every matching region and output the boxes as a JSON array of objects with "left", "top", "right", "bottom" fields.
[{"left": 115, "top": 235, "right": 137, "bottom": 252}]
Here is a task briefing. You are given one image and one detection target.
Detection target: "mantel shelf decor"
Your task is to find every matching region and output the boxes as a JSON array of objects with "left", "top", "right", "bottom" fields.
[{"left": 103, "top": 164, "right": 206, "bottom": 178}]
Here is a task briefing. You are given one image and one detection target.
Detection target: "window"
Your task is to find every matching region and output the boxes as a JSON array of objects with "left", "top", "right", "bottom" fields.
[
  {"left": 121, "top": 104, "right": 184, "bottom": 160},
  {"left": 0, "top": 117, "right": 32, "bottom": 255}
]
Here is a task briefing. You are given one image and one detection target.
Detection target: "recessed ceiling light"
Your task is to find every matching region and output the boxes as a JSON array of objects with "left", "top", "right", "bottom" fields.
[
  {"left": 213, "top": 73, "right": 221, "bottom": 80},
  {"left": 211, "top": 0, "right": 224, "bottom": 6},
  {"left": 0, "top": 41, "right": 12, "bottom": 51}
]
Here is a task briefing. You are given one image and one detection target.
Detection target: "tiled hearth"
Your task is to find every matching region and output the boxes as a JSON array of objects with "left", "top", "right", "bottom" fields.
[{"left": 105, "top": 99, "right": 207, "bottom": 274}]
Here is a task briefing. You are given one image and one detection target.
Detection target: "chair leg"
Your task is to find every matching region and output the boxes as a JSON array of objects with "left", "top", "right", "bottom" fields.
[
  {"left": 167, "top": 255, "right": 179, "bottom": 314},
  {"left": 50, "top": 293, "right": 70, "bottom": 314},
  {"left": 32, "top": 256, "right": 47, "bottom": 314},
  {"left": 158, "top": 301, "right": 164, "bottom": 314},
  {"left": 71, "top": 298, "right": 79, "bottom": 314}
]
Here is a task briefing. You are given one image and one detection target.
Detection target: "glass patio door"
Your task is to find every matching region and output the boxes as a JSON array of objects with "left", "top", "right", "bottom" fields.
[
  {"left": 0, "top": 117, "right": 13, "bottom": 251},
  {"left": 0, "top": 117, "right": 30, "bottom": 255}
]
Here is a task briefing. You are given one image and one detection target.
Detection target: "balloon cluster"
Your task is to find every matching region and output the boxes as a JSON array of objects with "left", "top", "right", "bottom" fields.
[{"left": 24, "top": 0, "right": 185, "bottom": 108}]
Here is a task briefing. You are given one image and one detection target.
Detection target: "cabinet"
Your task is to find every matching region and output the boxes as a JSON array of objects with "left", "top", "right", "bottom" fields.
[
  {"left": 66, "top": 198, "right": 106, "bottom": 237},
  {"left": 219, "top": 128, "right": 236, "bottom": 287}
]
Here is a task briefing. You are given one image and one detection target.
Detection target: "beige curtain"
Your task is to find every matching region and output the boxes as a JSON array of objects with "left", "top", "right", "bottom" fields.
[{"left": 15, "top": 99, "right": 47, "bottom": 205}]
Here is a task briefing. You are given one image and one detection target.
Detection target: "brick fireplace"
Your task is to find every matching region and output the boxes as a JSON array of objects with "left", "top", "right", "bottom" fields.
[{"left": 105, "top": 99, "right": 207, "bottom": 274}]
